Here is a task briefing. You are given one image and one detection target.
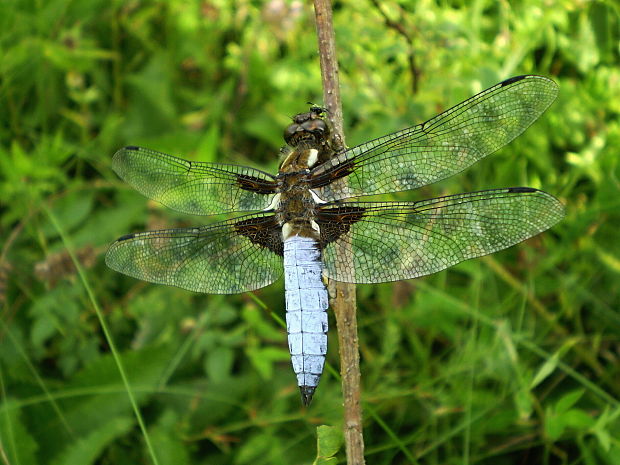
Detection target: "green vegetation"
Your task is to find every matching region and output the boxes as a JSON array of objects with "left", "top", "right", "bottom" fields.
[{"left": 1, "top": 0, "right": 619, "bottom": 464}]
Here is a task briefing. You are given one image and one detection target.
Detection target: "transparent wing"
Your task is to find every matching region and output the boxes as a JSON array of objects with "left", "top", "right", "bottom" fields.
[
  {"left": 318, "top": 188, "right": 564, "bottom": 283},
  {"left": 112, "top": 146, "right": 278, "bottom": 215},
  {"left": 105, "top": 213, "right": 283, "bottom": 294},
  {"left": 310, "top": 75, "right": 558, "bottom": 201}
]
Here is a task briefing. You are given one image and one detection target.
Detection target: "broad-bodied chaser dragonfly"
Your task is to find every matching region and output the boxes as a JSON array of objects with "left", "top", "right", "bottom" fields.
[{"left": 106, "top": 75, "right": 564, "bottom": 405}]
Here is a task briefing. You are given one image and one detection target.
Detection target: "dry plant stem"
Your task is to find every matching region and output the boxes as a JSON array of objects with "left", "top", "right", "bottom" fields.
[{"left": 313, "top": 1, "right": 366, "bottom": 464}]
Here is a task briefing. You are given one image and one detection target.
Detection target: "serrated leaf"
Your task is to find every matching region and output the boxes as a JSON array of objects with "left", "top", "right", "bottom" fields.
[
  {"left": 0, "top": 400, "right": 39, "bottom": 465},
  {"left": 41, "top": 190, "right": 94, "bottom": 239},
  {"left": 37, "top": 344, "right": 173, "bottom": 446},
  {"left": 72, "top": 189, "right": 148, "bottom": 246},
  {"left": 51, "top": 416, "right": 134, "bottom": 465},
  {"left": 29, "top": 284, "right": 81, "bottom": 350}
]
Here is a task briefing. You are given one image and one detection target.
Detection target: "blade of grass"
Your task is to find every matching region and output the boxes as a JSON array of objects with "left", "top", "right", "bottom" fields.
[
  {"left": 416, "top": 279, "right": 619, "bottom": 406},
  {"left": 365, "top": 402, "right": 418, "bottom": 464},
  {"left": 0, "top": 319, "right": 74, "bottom": 437},
  {"left": 157, "top": 311, "right": 209, "bottom": 389},
  {"left": 0, "top": 362, "right": 18, "bottom": 465},
  {"left": 482, "top": 256, "right": 606, "bottom": 377},
  {"left": 42, "top": 203, "right": 161, "bottom": 465}
]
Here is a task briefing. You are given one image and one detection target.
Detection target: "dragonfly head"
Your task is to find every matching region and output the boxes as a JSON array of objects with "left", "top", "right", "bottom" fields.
[{"left": 284, "top": 107, "right": 330, "bottom": 148}]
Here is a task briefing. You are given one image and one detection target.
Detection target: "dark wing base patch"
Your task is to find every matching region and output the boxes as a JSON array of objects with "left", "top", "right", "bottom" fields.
[
  {"left": 316, "top": 205, "right": 367, "bottom": 246},
  {"left": 234, "top": 215, "right": 284, "bottom": 256},
  {"left": 236, "top": 174, "right": 278, "bottom": 194}
]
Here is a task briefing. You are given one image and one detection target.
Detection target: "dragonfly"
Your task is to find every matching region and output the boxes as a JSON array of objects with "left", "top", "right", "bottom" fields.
[{"left": 106, "top": 75, "right": 564, "bottom": 405}]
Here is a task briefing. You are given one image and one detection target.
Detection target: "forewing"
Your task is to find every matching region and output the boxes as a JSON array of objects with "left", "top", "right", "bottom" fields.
[
  {"left": 105, "top": 214, "right": 283, "bottom": 294},
  {"left": 112, "top": 146, "right": 278, "bottom": 215},
  {"left": 319, "top": 188, "right": 564, "bottom": 283},
  {"left": 310, "top": 75, "right": 558, "bottom": 200}
]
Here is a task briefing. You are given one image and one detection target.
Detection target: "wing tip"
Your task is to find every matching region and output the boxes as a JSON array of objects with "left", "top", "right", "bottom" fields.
[
  {"left": 500, "top": 74, "right": 557, "bottom": 87},
  {"left": 113, "top": 146, "right": 140, "bottom": 158},
  {"left": 506, "top": 187, "right": 566, "bottom": 225},
  {"left": 111, "top": 146, "right": 139, "bottom": 172},
  {"left": 507, "top": 186, "right": 537, "bottom": 193},
  {"left": 500, "top": 75, "right": 528, "bottom": 86},
  {"left": 116, "top": 233, "right": 136, "bottom": 242},
  {"left": 499, "top": 75, "right": 559, "bottom": 99}
]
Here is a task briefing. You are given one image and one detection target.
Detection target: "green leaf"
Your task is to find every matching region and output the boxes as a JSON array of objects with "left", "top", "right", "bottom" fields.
[
  {"left": 36, "top": 344, "right": 173, "bottom": 449},
  {"left": 29, "top": 284, "right": 82, "bottom": 351},
  {"left": 0, "top": 400, "right": 39, "bottom": 465},
  {"left": 561, "top": 409, "right": 594, "bottom": 429},
  {"left": 246, "top": 346, "right": 289, "bottom": 380},
  {"left": 72, "top": 189, "right": 148, "bottom": 246},
  {"left": 574, "top": 10, "right": 600, "bottom": 72},
  {"left": 513, "top": 387, "right": 533, "bottom": 420},
  {"left": 593, "top": 427, "right": 611, "bottom": 452},
  {"left": 530, "top": 352, "right": 559, "bottom": 388},
  {"left": 123, "top": 56, "right": 177, "bottom": 139},
  {"left": 40, "top": 190, "right": 94, "bottom": 240},
  {"left": 195, "top": 124, "right": 220, "bottom": 163},
  {"left": 591, "top": 406, "right": 620, "bottom": 452},
  {"left": 149, "top": 410, "right": 191, "bottom": 465},
  {"left": 237, "top": 433, "right": 275, "bottom": 465},
  {"left": 205, "top": 346, "right": 234, "bottom": 383},
  {"left": 556, "top": 390, "right": 585, "bottom": 414},
  {"left": 313, "top": 425, "right": 343, "bottom": 465},
  {"left": 51, "top": 416, "right": 134, "bottom": 465},
  {"left": 545, "top": 390, "right": 593, "bottom": 440},
  {"left": 588, "top": 2, "right": 619, "bottom": 62},
  {"left": 531, "top": 339, "right": 579, "bottom": 389},
  {"left": 545, "top": 411, "right": 566, "bottom": 441},
  {"left": 241, "top": 305, "right": 283, "bottom": 340}
]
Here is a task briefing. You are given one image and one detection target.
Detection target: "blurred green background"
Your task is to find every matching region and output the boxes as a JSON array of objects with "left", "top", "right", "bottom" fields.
[{"left": 1, "top": 0, "right": 619, "bottom": 464}]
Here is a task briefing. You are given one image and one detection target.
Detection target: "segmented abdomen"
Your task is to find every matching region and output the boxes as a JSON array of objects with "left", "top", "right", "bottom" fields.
[{"left": 283, "top": 235, "right": 328, "bottom": 405}]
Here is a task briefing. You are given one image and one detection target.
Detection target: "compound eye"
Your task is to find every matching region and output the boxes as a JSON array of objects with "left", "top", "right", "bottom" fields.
[
  {"left": 301, "top": 119, "right": 327, "bottom": 134},
  {"left": 283, "top": 123, "right": 299, "bottom": 144}
]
